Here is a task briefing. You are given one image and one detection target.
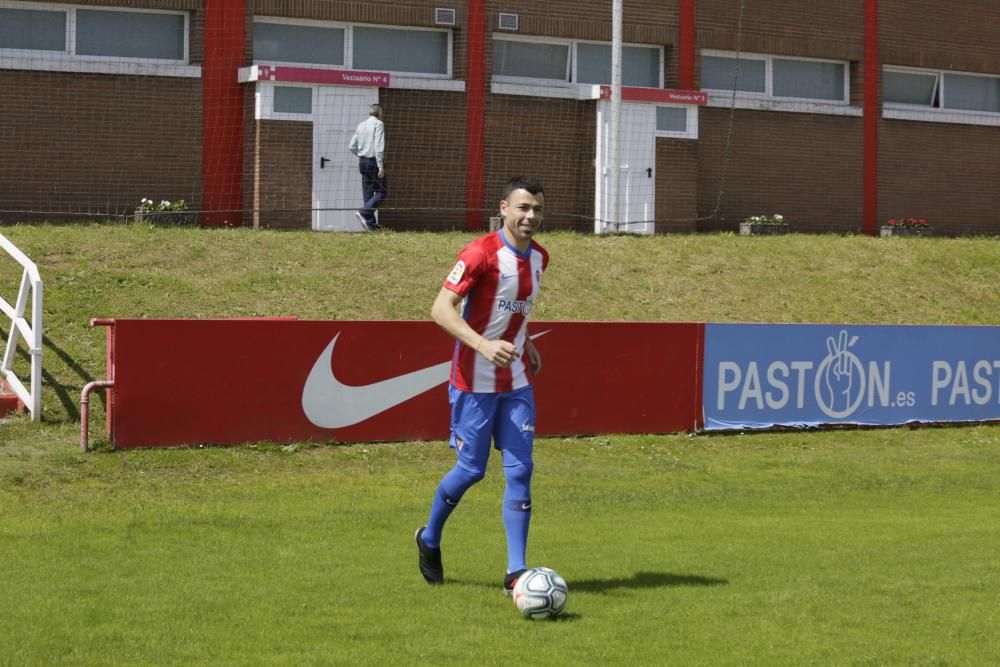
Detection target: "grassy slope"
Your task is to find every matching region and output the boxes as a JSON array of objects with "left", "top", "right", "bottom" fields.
[{"left": 1, "top": 224, "right": 997, "bottom": 426}]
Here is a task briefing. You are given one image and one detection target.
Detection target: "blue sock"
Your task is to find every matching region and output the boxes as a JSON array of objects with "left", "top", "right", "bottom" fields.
[
  {"left": 501, "top": 450, "right": 533, "bottom": 572},
  {"left": 422, "top": 462, "right": 484, "bottom": 549}
]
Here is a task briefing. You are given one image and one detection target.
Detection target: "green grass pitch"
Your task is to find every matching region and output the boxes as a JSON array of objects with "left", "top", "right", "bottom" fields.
[{"left": 3, "top": 426, "right": 1000, "bottom": 664}]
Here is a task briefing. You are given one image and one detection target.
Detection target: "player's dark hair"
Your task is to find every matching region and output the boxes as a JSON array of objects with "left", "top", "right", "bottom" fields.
[{"left": 502, "top": 176, "right": 544, "bottom": 201}]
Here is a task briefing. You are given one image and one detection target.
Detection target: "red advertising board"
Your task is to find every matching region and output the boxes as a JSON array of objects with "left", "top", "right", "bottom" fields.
[{"left": 103, "top": 319, "right": 703, "bottom": 448}]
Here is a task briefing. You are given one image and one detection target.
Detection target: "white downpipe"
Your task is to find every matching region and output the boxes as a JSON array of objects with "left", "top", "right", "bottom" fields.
[
  {"left": 0, "top": 233, "right": 43, "bottom": 421},
  {"left": 606, "top": 0, "right": 623, "bottom": 235},
  {"left": 80, "top": 380, "right": 114, "bottom": 452}
]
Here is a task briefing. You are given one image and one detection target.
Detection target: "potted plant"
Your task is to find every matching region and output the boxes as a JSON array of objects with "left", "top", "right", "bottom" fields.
[
  {"left": 133, "top": 198, "right": 197, "bottom": 226},
  {"left": 740, "top": 214, "right": 789, "bottom": 235},
  {"left": 880, "top": 217, "right": 933, "bottom": 237}
]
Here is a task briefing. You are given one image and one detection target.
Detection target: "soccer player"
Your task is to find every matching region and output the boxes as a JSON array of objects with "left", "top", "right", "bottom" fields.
[{"left": 416, "top": 175, "right": 549, "bottom": 594}]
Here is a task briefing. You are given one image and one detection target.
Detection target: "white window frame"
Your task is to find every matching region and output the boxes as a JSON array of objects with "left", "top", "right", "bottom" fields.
[
  {"left": 883, "top": 64, "right": 1000, "bottom": 127},
  {"left": 882, "top": 65, "right": 940, "bottom": 108},
  {"left": 490, "top": 33, "right": 573, "bottom": 86},
  {"left": 573, "top": 38, "right": 664, "bottom": 89},
  {"left": 352, "top": 21, "right": 453, "bottom": 79},
  {"left": 654, "top": 104, "right": 698, "bottom": 140},
  {"left": 71, "top": 5, "right": 190, "bottom": 65},
  {"left": 701, "top": 49, "right": 857, "bottom": 117},
  {"left": 0, "top": 0, "right": 196, "bottom": 77},
  {"left": 492, "top": 34, "right": 665, "bottom": 91},
  {"left": 257, "top": 82, "right": 315, "bottom": 121},
  {"left": 252, "top": 16, "right": 349, "bottom": 69},
  {"left": 770, "top": 53, "right": 848, "bottom": 104},
  {"left": 700, "top": 49, "right": 769, "bottom": 97},
  {"left": 253, "top": 16, "right": 454, "bottom": 80},
  {"left": 0, "top": 0, "right": 69, "bottom": 55},
  {"left": 266, "top": 81, "right": 319, "bottom": 120}
]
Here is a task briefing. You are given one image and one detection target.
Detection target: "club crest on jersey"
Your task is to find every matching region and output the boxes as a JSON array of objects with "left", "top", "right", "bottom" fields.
[{"left": 446, "top": 260, "right": 466, "bottom": 285}]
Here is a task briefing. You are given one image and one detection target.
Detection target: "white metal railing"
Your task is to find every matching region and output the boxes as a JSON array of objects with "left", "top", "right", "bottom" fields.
[{"left": 0, "top": 233, "right": 43, "bottom": 421}]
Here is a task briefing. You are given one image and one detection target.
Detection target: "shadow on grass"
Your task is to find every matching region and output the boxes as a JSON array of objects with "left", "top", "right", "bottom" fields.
[
  {"left": 2, "top": 328, "right": 97, "bottom": 421},
  {"left": 42, "top": 332, "right": 97, "bottom": 421},
  {"left": 451, "top": 571, "right": 727, "bottom": 594},
  {"left": 571, "top": 571, "right": 729, "bottom": 593}
]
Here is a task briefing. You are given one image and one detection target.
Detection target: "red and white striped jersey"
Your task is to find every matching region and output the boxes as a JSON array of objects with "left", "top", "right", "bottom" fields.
[{"left": 443, "top": 230, "right": 549, "bottom": 393}]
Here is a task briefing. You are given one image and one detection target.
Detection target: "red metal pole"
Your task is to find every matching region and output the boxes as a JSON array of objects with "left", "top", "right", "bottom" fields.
[
  {"left": 465, "top": 0, "right": 486, "bottom": 231},
  {"left": 863, "top": 0, "right": 879, "bottom": 236},
  {"left": 678, "top": 0, "right": 696, "bottom": 90},
  {"left": 201, "top": 0, "right": 246, "bottom": 227}
]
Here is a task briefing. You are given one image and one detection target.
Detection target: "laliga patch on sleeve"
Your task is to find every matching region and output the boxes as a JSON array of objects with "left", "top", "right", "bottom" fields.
[{"left": 446, "top": 260, "right": 466, "bottom": 285}]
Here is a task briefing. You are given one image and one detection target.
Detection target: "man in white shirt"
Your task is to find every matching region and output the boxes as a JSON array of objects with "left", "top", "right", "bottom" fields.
[{"left": 348, "top": 104, "right": 387, "bottom": 231}]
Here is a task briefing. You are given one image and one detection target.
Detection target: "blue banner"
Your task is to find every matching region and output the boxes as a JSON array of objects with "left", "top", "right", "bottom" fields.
[{"left": 703, "top": 324, "right": 1000, "bottom": 431}]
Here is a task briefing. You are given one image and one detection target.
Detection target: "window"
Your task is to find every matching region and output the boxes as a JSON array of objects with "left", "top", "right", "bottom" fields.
[
  {"left": 576, "top": 43, "right": 661, "bottom": 87},
  {"left": 884, "top": 66, "right": 1000, "bottom": 115},
  {"left": 0, "top": 3, "right": 188, "bottom": 63},
  {"left": 701, "top": 54, "right": 765, "bottom": 93},
  {"left": 0, "top": 7, "right": 66, "bottom": 51},
  {"left": 493, "top": 36, "right": 663, "bottom": 88},
  {"left": 254, "top": 22, "right": 345, "bottom": 66},
  {"left": 772, "top": 58, "right": 844, "bottom": 101},
  {"left": 943, "top": 72, "right": 1000, "bottom": 113},
  {"left": 701, "top": 51, "right": 848, "bottom": 103},
  {"left": 273, "top": 86, "right": 312, "bottom": 114},
  {"left": 353, "top": 26, "right": 448, "bottom": 75},
  {"left": 253, "top": 19, "right": 451, "bottom": 77},
  {"left": 76, "top": 9, "right": 184, "bottom": 60},
  {"left": 656, "top": 106, "right": 687, "bottom": 133},
  {"left": 655, "top": 105, "right": 697, "bottom": 139},
  {"left": 883, "top": 69, "right": 938, "bottom": 106},
  {"left": 493, "top": 39, "right": 569, "bottom": 81}
]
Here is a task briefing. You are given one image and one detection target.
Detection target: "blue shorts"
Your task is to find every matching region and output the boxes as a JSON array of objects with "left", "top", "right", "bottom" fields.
[{"left": 448, "top": 385, "right": 536, "bottom": 468}]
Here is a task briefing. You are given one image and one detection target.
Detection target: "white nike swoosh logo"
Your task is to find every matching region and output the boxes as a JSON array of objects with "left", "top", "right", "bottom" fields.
[{"left": 302, "top": 330, "right": 550, "bottom": 429}]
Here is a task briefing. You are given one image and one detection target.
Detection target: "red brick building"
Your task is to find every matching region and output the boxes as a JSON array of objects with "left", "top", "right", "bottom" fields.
[{"left": 1, "top": 0, "right": 999, "bottom": 235}]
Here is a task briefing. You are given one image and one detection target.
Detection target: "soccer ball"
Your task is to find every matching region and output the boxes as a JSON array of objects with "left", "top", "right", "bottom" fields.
[{"left": 511, "top": 567, "right": 568, "bottom": 620}]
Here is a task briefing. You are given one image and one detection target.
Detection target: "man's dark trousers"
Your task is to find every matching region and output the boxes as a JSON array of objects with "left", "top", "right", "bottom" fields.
[{"left": 359, "top": 156, "right": 387, "bottom": 229}]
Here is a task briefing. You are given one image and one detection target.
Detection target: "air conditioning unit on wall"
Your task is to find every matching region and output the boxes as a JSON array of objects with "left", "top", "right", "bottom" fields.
[
  {"left": 498, "top": 13, "right": 519, "bottom": 31},
  {"left": 435, "top": 8, "right": 456, "bottom": 26}
]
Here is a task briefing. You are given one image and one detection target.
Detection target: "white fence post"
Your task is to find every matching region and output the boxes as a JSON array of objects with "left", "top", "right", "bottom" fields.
[{"left": 0, "top": 233, "right": 43, "bottom": 421}]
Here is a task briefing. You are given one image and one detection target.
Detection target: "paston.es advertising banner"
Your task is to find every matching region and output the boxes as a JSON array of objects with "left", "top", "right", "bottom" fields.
[{"left": 703, "top": 323, "right": 1000, "bottom": 430}]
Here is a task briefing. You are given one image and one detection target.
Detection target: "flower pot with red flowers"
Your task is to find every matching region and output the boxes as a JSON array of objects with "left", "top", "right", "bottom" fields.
[{"left": 880, "top": 217, "right": 933, "bottom": 237}]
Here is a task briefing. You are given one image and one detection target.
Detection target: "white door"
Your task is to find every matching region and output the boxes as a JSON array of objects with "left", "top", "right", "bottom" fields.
[
  {"left": 595, "top": 101, "right": 656, "bottom": 235},
  {"left": 313, "top": 86, "right": 379, "bottom": 231}
]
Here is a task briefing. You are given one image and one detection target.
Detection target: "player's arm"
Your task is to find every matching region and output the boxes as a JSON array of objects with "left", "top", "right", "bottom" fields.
[
  {"left": 524, "top": 336, "right": 542, "bottom": 376},
  {"left": 431, "top": 287, "right": 518, "bottom": 368}
]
